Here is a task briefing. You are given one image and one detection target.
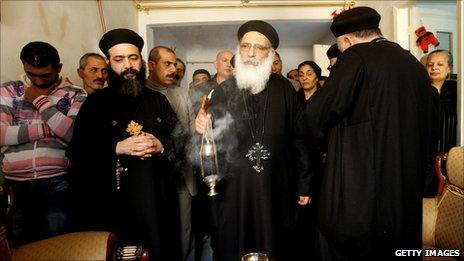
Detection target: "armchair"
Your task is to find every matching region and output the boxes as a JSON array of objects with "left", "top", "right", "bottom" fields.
[
  {"left": 423, "top": 146, "right": 464, "bottom": 260},
  {"left": 0, "top": 184, "right": 149, "bottom": 261}
]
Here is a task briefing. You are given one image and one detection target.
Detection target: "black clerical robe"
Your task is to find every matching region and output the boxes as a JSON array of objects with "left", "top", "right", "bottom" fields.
[
  {"left": 437, "top": 80, "right": 457, "bottom": 152},
  {"left": 305, "top": 39, "right": 437, "bottom": 259},
  {"left": 68, "top": 86, "right": 181, "bottom": 261},
  {"left": 207, "top": 74, "right": 311, "bottom": 261}
]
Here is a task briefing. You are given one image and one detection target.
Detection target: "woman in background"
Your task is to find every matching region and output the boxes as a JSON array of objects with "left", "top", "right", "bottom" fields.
[
  {"left": 297, "top": 61, "right": 322, "bottom": 106},
  {"left": 294, "top": 60, "right": 324, "bottom": 260},
  {"left": 426, "top": 49, "right": 457, "bottom": 152}
]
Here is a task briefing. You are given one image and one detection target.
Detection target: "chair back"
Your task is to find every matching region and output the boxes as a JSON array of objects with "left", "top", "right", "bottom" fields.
[{"left": 434, "top": 146, "right": 464, "bottom": 253}]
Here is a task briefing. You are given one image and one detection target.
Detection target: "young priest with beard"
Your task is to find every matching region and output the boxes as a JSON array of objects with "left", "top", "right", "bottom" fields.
[
  {"left": 68, "top": 28, "right": 181, "bottom": 261},
  {"left": 195, "top": 20, "right": 312, "bottom": 261}
]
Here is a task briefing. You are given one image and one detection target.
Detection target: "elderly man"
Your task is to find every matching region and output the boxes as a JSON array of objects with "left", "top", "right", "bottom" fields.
[
  {"left": 195, "top": 20, "right": 311, "bottom": 261},
  {"left": 77, "top": 52, "right": 108, "bottom": 94},
  {"left": 0, "top": 41, "right": 86, "bottom": 245},
  {"left": 212, "top": 50, "right": 234, "bottom": 85},
  {"left": 191, "top": 50, "right": 234, "bottom": 113},
  {"left": 68, "top": 29, "right": 181, "bottom": 261},
  {"left": 146, "top": 45, "right": 197, "bottom": 261},
  {"left": 305, "top": 7, "right": 436, "bottom": 259}
]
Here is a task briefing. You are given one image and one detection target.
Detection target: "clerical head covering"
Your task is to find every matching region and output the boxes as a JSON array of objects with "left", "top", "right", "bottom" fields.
[
  {"left": 99, "top": 28, "right": 144, "bottom": 55},
  {"left": 326, "top": 43, "right": 341, "bottom": 59},
  {"left": 237, "top": 20, "right": 279, "bottom": 49},
  {"left": 298, "top": 61, "right": 322, "bottom": 80},
  {"left": 330, "top": 7, "right": 381, "bottom": 37}
]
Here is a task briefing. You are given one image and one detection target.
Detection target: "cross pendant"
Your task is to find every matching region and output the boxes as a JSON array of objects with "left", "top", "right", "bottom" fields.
[{"left": 245, "top": 142, "right": 271, "bottom": 173}]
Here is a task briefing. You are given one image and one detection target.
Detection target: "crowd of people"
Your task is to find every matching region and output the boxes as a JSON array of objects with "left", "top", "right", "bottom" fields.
[{"left": 0, "top": 6, "right": 458, "bottom": 261}]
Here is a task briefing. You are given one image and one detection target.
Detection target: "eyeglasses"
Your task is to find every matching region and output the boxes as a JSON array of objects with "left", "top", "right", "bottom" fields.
[{"left": 240, "top": 43, "right": 271, "bottom": 53}]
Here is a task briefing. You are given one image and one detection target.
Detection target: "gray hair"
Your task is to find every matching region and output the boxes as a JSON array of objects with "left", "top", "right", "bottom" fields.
[
  {"left": 349, "top": 28, "right": 383, "bottom": 39},
  {"left": 216, "top": 50, "right": 233, "bottom": 61},
  {"left": 428, "top": 49, "right": 453, "bottom": 67},
  {"left": 79, "top": 53, "right": 106, "bottom": 69}
]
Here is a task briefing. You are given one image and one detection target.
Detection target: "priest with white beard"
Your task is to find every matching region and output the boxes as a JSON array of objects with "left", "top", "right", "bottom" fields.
[{"left": 195, "top": 20, "right": 312, "bottom": 261}]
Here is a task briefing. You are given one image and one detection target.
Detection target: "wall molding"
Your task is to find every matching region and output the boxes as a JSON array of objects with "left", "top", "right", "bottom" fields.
[{"left": 133, "top": 0, "right": 355, "bottom": 12}]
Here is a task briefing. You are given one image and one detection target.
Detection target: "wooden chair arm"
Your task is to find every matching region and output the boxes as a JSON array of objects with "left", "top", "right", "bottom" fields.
[{"left": 434, "top": 152, "right": 447, "bottom": 196}]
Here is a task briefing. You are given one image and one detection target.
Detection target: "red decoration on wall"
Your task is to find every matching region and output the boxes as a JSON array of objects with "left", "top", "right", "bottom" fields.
[
  {"left": 415, "top": 26, "right": 440, "bottom": 53},
  {"left": 331, "top": 2, "right": 354, "bottom": 20}
]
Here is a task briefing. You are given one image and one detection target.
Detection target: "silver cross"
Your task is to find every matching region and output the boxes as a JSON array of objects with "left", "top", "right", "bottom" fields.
[{"left": 245, "top": 142, "right": 271, "bottom": 173}]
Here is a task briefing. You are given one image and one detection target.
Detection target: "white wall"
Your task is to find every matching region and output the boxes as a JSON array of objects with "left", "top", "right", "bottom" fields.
[
  {"left": 101, "top": 0, "right": 138, "bottom": 32},
  {"left": 184, "top": 48, "right": 219, "bottom": 87},
  {"left": 0, "top": 0, "right": 138, "bottom": 85},
  {"left": 278, "top": 47, "right": 314, "bottom": 77},
  {"left": 409, "top": 3, "right": 457, "bottom": 72},
  {"left": 357, "top": 0, "right": 414, "bottom": 40}
]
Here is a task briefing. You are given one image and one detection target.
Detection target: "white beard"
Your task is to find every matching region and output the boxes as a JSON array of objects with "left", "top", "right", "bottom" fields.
[{"left": 235, "top": 46, "right": 274, "bottom": 95}]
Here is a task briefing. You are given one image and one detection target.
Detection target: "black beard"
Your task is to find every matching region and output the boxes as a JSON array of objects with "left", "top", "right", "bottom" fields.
[{"left": 108, "top": 63, "right": 146, "bottom": 97}]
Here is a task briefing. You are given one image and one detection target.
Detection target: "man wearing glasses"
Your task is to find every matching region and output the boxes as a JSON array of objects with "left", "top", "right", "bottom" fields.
[{"left": 195, "top": 20, "right": 311, "bottom": 261}]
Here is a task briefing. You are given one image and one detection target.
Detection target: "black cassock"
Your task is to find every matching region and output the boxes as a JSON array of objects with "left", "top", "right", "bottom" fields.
[
  {"left": 437, "top": 80, "right": 457, "bottom": 153},
  {"left": 67, "top": 86, "right": 181, "bottom": 261},
  {"left": 207, "top": 74, "right": 311, "bottom": 261},
  {"left": 305, "top": 39, "right": 437, "bottom": 259}
]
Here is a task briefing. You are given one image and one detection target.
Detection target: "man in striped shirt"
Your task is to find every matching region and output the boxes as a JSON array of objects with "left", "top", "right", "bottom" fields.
[{"left": 0, "top": 41, "right": 86, "bottom": 245}]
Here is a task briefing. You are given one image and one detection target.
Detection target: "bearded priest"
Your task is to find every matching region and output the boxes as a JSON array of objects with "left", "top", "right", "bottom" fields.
[
  {"left": 195, "top": 20, "right": 312, "bottom": 261},
  {"left": 67, "top": 28, "right": 182, "bottom": 261}
]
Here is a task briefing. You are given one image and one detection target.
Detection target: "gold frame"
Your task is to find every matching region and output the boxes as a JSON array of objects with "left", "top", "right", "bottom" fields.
[{"left": 134, "top": 0, "right": 356, "bottom": 12}]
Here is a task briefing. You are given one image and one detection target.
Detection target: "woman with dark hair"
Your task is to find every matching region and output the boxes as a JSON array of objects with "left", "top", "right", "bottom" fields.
[
  {"left": 294, "top": 60, "right": 324, "bottom": 260},
  {"left": 426, "top": 49, "right": 457, "bottom": 152},
  {"left": 297, "top": 61, "right": 322, "bottom": 106}
]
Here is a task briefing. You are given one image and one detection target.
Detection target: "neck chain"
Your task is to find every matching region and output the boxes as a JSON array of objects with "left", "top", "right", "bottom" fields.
[
  {"left": 241, "top": 88, "right": 271, "bottom": 173},
  {"left": 242, "top": 89, "right": 269, "bottom": 143}
]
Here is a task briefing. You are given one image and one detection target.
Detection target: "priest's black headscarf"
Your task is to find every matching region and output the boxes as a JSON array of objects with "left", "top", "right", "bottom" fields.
[
  {"left": 326, "top": 44, "right": 341, "bottom": 59},
  {"left": 99, "top": 28, "right": 144, "bottom": 55},
  {"left": 237, "top": 20, "right": 279, "bottom": 49},
  {"left": 330, "top": 7, "right": 381, "bottom": 37}
]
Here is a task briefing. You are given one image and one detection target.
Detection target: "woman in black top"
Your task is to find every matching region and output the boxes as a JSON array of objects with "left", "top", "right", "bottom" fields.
[
  {"left": 426, "top": 50, "right": 457, "bottom": 152},
  {"left": 294, "top": 60, "right": 323, "bottom": 260},
  {"left": 297, "top": 61, "right": 322, "bottom": 106}
]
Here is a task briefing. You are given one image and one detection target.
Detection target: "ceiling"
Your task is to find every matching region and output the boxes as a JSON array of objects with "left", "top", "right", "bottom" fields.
[{"left": 150, "top": 20, "right": 333, "bottom": 51}]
